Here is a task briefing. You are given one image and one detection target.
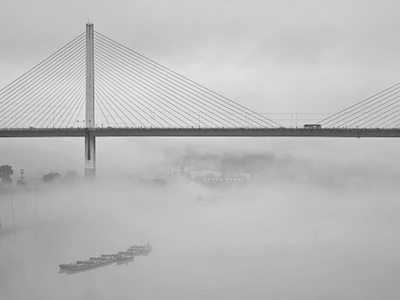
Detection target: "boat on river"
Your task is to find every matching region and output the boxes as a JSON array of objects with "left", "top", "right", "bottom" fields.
[
  {"left": 59, "top": 243, "right": 151, "bottom": 273},
  {"left": 127, "top": 243, "right": 152, "bottom": 256}
]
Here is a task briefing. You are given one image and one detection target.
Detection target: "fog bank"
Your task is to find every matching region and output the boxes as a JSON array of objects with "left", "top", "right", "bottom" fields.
[{"left": 1, "top": 174, "right": 400, "bottom": 299}]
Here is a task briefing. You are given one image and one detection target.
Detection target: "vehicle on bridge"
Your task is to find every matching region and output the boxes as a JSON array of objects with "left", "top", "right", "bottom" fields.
[{"left": 304, "top": 124, "right": 322, "bottom": 129}]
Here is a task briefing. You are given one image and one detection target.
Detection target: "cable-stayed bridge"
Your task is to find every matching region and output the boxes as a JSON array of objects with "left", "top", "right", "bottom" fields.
[{"left": 1, "top": 23, "right": 400, "bottom": 177}]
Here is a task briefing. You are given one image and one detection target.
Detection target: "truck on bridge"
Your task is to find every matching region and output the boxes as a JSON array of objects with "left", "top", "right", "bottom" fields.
[{"left": 304, "top": 124, "right": 322, "bottom": 129}]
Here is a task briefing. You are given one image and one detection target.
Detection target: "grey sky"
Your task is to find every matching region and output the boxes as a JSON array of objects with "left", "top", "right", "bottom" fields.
[{"left": 1, "top": 0, "right": 400, "bottom": 114}]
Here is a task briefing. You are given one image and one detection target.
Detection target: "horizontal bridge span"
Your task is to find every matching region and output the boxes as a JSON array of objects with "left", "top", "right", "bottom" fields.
[{"left": 1, "top": 128, "right": 400, "bottom": 138}]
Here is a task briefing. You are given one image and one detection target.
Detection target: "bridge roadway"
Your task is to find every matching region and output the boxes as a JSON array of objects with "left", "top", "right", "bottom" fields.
[{"left": 1, "top": 127, "right": 400, "bottom": 138}]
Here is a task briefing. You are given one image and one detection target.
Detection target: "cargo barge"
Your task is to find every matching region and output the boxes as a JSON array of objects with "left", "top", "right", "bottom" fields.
[{"left": 59, "top": 243, "right": 151, "bottom": 273}]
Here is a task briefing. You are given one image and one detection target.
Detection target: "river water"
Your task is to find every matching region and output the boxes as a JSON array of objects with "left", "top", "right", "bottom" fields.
[{"left": 1, "top": 181, "right": 400, "bottom": 299}]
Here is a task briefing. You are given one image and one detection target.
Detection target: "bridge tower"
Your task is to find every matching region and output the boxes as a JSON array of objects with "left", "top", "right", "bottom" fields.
[{"left": 85, "top": 23, "right": 96, "bottom": 178}]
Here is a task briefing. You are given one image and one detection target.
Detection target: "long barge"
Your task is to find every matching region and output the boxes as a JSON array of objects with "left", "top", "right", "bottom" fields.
[{"left": 59, "top": 243, "right": 152, "bottom": 273}]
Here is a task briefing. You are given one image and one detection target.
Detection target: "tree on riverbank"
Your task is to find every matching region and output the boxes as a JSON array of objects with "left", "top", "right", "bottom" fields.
[
  {"left": 42, "top": 172, "right": 61, "bottom": 183},
  {"left": 0, "top": 165, "right": 13, "bottom": 185}
]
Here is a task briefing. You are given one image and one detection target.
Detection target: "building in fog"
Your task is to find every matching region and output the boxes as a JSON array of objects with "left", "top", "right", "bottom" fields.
[
  {"left": 190, "top": 170, "right": 221, "bottom": 179},
  {"left": 158, "top": 164, "right": 181, "bottom": 176},
  {"left": 159, "top": 164, "right": 195, "bottom": 177},
  {"left": 191, "top": 170, "right": 251, "bottom": 187},
  {"left": 158, "top": 164, "right": 251, "bottom": 187}
]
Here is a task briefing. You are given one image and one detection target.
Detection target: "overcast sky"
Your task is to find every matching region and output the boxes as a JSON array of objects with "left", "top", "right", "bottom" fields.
[
  {"left": 1, "top": 0, "right": 400, "bottom": 176},
  {"left": 1, "top": 0, "right": 400, "bottom": 114}
]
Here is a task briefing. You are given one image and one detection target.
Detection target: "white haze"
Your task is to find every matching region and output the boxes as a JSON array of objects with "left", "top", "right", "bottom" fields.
[{"left": 1, "top": 138, "right": 400, "bottom": 299}]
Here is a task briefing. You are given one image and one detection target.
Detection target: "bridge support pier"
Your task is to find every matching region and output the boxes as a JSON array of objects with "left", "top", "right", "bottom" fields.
[
  {"left": 85, "top": 23, "right": 95, "bottom": 179},
  {"left": 85, "top": 131, "right": 96, "bottom": 178}
]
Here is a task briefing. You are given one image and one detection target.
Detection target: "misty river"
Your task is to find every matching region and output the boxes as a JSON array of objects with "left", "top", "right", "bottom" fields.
[{"left": 1, "top": 178, "right": 400, "bottom": 300}]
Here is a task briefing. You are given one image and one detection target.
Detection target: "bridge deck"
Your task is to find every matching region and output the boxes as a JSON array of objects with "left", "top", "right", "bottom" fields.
[{"left": 0, "top": 128, "right": 400, "bottom": 138}]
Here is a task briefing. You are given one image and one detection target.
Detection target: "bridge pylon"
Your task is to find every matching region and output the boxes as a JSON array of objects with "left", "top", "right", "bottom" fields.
[{"left": 85, "top": 23, "right": 96, "bottom": 179}]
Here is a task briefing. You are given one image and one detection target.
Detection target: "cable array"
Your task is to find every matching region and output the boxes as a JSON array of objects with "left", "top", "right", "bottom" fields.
[
  {"left": 93, "top": 32, "right": 281, "bottom": 128},
  {"left": 4, "top": 28, "right": 400, "bottom": 130},
  {"left": 0, "top": 33, "right": 86, "bottom": 129},
  {"left": 319, "top": 83, "right": 400, "bottom": 128},
  {"left": 0, "top": 30, "right": 282, "bottom": 129}
]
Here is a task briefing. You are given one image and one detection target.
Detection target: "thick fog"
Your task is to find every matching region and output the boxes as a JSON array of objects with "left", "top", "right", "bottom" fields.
[
  {"left": 1, "top": 138, "right": 400, "bottom": 299},
  {"left": 1, "top": 0, "right": 400, "bottom": 298}
]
